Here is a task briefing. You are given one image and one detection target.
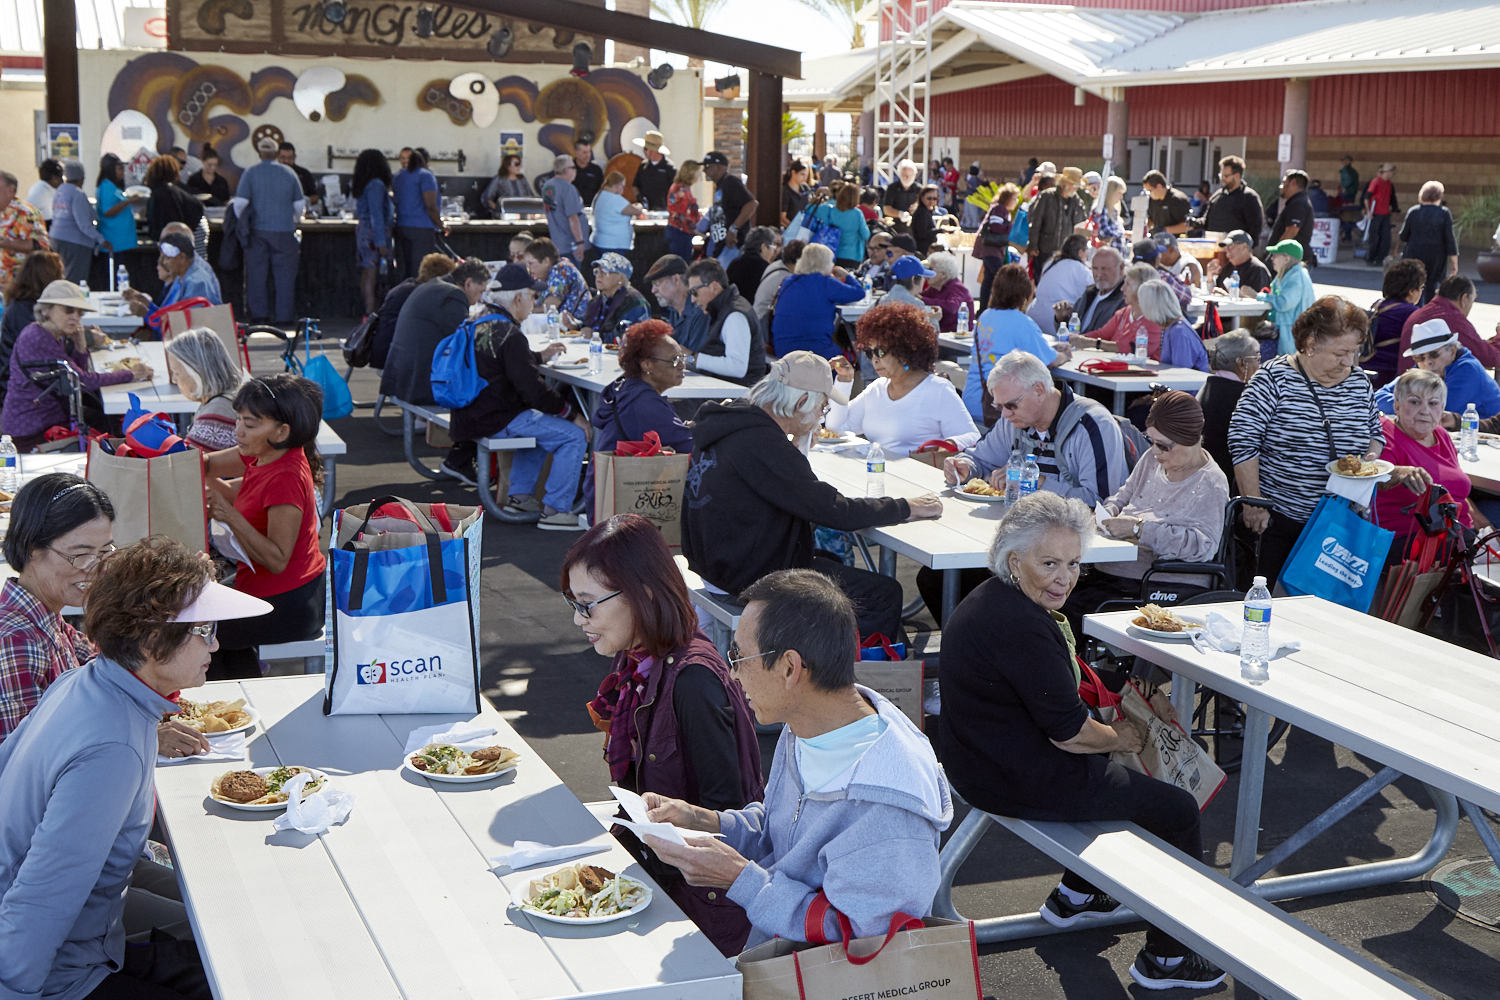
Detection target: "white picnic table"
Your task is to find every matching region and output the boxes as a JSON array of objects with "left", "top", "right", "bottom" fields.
[
  {"left": 524, "top": 332, "right": 746, "bottom": 416},
  {"left": 808, "top": 445, "right": 1135, "bottom": 622},
  {"left": 1459, "top": 435, "right": 1500, "bottom": 493},
  {"left": 81, "top": 292, "right": 147, "bottom": 336},
  {"left": 153, "top": 674, "right": 740, "bottom": 1000},
  {"left": 1085, "top": 596, "right": 1500, "bottom": 903},
  {"left": 1055, "top": 348, "right": 1210, "bottom": 415}
]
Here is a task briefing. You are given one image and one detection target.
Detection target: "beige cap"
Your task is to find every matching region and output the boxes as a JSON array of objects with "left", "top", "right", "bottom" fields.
[
  {"left": 36, "top": 280, "right": 96, "bottom": 311},
  {"left": 769, "top": 350, "right": 848, "bottom": 405}
]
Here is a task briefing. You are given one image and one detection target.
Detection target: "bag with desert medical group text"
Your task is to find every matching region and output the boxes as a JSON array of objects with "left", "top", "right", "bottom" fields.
[{"left": 324, "top": 496, "right": 484, "bottom": 715}]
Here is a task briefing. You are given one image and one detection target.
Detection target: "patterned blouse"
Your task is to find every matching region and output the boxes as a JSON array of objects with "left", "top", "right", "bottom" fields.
[
  {"left": 545, "top": 259, "right": 591, "bottom": 318},
  {"left": 0, "top": 200, "right": 50, "bottom": 292},
  {"left": 667, "top": 182, "right": 700, "bottom": 234},
  {"left": 0, "top": 579, "right": 95, "bottom": 743},
  {"left": 1092, "top": 207, "right": 1130, "bottom": 259}
]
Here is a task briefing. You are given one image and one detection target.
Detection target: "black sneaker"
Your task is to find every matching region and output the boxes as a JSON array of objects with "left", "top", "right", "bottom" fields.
[
  {"left": 1038, "top": 886, "right": 1122, "bottom": 928},
  {"left": 439, "top": 458, "right": 478, "bottom": 487},
  {"left": 1129, "top": 950, "right": 1226, "bottom": 991}
]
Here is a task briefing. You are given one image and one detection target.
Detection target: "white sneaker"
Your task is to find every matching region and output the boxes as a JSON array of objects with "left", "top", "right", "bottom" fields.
[{"left": 538, "top": 511, "right": 586, "bottom": 531}]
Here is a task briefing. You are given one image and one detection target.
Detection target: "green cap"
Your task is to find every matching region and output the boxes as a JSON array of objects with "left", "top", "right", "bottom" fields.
[{"left": 1266, "top": 239, "right": 1303, "bottom": 261}]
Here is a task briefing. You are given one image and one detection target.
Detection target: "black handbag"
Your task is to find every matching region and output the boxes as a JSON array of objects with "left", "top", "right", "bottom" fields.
[{"left": 341, "top": 312, "right": 377, "bottom": 368}]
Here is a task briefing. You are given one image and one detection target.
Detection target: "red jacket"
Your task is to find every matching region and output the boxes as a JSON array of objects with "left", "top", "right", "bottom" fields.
[{"left": 1397, "top": 296, "right": 1500, "bottom": 373}]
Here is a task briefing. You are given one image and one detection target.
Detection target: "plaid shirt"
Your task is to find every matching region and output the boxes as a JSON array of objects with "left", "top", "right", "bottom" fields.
[{"left": 0, "top": 579, "right": 95, "bottom": 743}]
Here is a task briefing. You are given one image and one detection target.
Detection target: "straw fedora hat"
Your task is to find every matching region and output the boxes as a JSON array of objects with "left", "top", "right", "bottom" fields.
[
  {"left": 36, "top": 280, "right": 96, "bottom": 312},
  {"left": 632, "top": 129, "right": 670, "bottom": 156},
  {"left": 1059, "top": 166, "right": 1085, "bottom": 188}
]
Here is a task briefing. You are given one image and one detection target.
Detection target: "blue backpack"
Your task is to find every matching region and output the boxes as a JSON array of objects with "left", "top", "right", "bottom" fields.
[{"left": 430, "top": 318, "right": 486, "bottom": 409}]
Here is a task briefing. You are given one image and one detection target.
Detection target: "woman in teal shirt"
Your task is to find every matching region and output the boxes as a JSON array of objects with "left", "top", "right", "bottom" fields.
[
  {"left": 95, "top": 154, "right": 142, "bottom": 254},
  {"left": 1258, "top": 239, "right": 1316, "bottom": 356},
  {"left": 818, "top": 184, "right": 872, "bottom": 269}
]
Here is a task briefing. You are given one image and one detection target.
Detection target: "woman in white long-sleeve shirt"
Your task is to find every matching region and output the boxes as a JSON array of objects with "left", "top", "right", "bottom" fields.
[{"left": 828, "top": 301, "right": 980, "bottom": 455}]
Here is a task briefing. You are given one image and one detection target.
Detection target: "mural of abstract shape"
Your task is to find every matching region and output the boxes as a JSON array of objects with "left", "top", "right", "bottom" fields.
[
  {"left": 247, "top": 66, "right": 297, "bottom": 115},
  {"left": 417, "top": 79, "right": 472, "bottom": 125},
  {"left": 251, "top": 124, "right": 286, "bottom": 153},
  {"left": 493, "top": 75, "right": 538, "bottom": 123},
  {"left": 325, "top": 76, "right": 381, "bottom": 122},
  {"left": 100, "top": 110, "right": 159, "bottom": 165},
  {"left": 534, "top": 78, "right": 608, "bottom": 149},
  {"left": 537, "top": 124, "right": 575, "bottom": 159},
  {"left": 586, "top": 69, "right": 660, "bottom": 159},
  {"left": 293, "top": 66, "right": 347, "bottom": 122},
  {"left": 450, "top": 73, "right": 498, "bottom": 127},
  {"left": 196, "top": 0, "right": 254, "bottom": 35},
  {"left": 108, "top": 52, "right": 200, "bottom": 153},
  {"left": 172, "top": 64, "right": 255, "bottom": 142},
  {"left": 197, "top": 115, "right": 250, "bottom": 185}
]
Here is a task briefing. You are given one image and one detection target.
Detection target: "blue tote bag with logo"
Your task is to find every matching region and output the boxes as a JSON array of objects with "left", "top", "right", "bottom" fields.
[
  {"left": 1278, "top": 495, "right": 1394, "bottom": 613},
  {"left": 324, "top": 496, "right": 484, "bottom": 715}
]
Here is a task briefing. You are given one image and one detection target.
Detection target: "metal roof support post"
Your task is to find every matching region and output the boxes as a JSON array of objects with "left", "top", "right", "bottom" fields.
[
  {"left": 1103, "top": 89, "right": 1130, "bottom": 183},
  {"left": 1281, "top": 78, "right": 1309, "bottom": 172},
  {"left": 42, "top": 0, "right": 80, "bottom": 124},
  {"left": 874, "top": 0, "right": 931, "bottom": 186},
  {"left": 747, "top": 71, "right": 785, "bottom": 229}
]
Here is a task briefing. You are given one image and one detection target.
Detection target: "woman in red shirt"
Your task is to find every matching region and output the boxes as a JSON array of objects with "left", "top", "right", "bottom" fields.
[
  {"left": 1079, "top": 263, "right": 1163, "bottom": 358},
  {"left": 205, "top": 373, "right": 327, "bottom": 679}
]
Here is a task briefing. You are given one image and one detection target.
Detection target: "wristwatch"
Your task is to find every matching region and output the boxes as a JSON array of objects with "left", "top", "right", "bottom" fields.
[{"left": 1132, "top": 518, "right": 1144, "bottom": 539}]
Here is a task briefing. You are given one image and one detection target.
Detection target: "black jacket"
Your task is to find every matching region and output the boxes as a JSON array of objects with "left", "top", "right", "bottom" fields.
[
  {"left": 217, "top": 202, "right": 251, "bottom": 271},
  {"left": 451, "top": 308, "right": 568, "bottom": 442},
  {"left": 1268, "top": 190, "right": 1315, "bottom": 256},
  {"left": 1199, "top": 374, "right": 1245, "bottom": 489},
  {"left": 379, "top": 279, "right": 470, "bottom": 405},
  {"left": 1072, "top": 282, "right": 1126, "bottom": 334},
  {"left": 573, "top": 162, "right": 605, "bottom": 205},
  {"left": 147, "top": 183, "right": 204, "bottom": 239},
  {"left": 1027, "top": 189, "right": 1086, "bottom": 259},
  {"left": 700, "top": 285, "right": 767, "bottom": 387},
  {"left": 1193, "top": 184, "right": 1264, "bottom": 242},
  {"left": 681, "top": 399, "right": 910, "bottom": 596},
  {"left": 636, "top": 157, "right": 676, "bottom": 211},
  {"left": 371, "top": 278, "right": 418, "bottom": 369}
]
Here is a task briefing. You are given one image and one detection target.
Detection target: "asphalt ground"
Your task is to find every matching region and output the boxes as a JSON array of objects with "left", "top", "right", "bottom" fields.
[{"left": 282, "top": 291, "right": 1500, "bottom": 999}]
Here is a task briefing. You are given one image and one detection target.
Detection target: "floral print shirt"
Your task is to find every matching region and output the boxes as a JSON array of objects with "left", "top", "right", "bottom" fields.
[
  {"left": 0, "top": 200, "right": 49, "bottom": 291},
  {"left": 667, "top": 182, "right": 700, "bottom": 234},
  {"left": 546, "top": 258, "right": 591, "bottom": 318}
]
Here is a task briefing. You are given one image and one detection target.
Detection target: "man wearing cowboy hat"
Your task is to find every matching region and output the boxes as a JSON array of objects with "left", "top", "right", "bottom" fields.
[
  {"left": 633, "top": 129, "right": 675, "bottom": 211},
  {"left": 1379, "top": 318, "right": 1500, "bottom": 420},
  {"left": 1027, "top": 166, "right": 1087, "bottom": 266}
]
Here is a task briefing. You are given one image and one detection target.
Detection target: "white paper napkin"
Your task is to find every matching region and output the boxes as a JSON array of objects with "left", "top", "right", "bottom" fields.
[
  {"left": 608, "top": 786, "right": 722, "bottom": 847},
  {"left": 488, "top": 841, "right": 607, "bottom": 871},
  {"left": 156, "top": 731, "right": 246, "bottom": 766},
  {"left": 271, "top": 772, "right": 354, "bottom": 834},
  {"left": 404, "top": 723, "right": 498, "bottom": 755},
  {"left": 1188, "top": 611, "right": 1302, "bottom": 659},
  {"left": 1094, "top": 503, "right": 1110, "bottom": 530},
  {"left": 1324, "top": 471, "right": 1388, "bottom": 508},
  {"left": 210, "top": 519, "right": 252, "bottom": 569}
]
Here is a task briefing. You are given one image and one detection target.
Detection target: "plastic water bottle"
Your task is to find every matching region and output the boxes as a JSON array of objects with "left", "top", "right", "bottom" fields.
[
  {"left": 1461, "top": 403, "right": 1480, "bottom": 462},
  {"left": 0, "top": 436, "right": 17, "bottom": 493},
  {"left": 78, "top": 278, "right": 88, "bottom": 297},
  {"left": 1240, "top": 576, "right": 1273, "bottom": 685},
  {"left": 1004, "top": 448, "right": 1024, "bottom": 510},
  {"left": 1134, "top": 325, "right": 1149, "bottom": 362},
  {"left": 1067, "top": 313, "right": 1081, "bottom": 339},
  {"left": 546, "top": 305, "right": 560, "bottom": 339},
  {"left": 956, "top": 303, "right": 970, "bottom": 335},
  {"left": 588, "top": 330, "right": 604, "bottom": 375},
  {"left": 866, "top": 442, "right": 886, "bottom": 497},
  {"left": 1020, "top": 453, "right": 1040, "bottom": 497},
  {"left": 1225, "top": 271, "right": 1240, "bottom": 298},
  {"left": 115, "top": 264, "right": 129, "bottom": 293}
]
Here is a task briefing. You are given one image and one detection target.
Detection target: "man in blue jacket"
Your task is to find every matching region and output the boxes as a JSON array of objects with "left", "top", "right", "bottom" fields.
[
  {"left": 642, "top": 568, "right": 951, "bottom": 947},
  {"left": 1378, "top": 318, "right": 1500, "bottom": 420}
]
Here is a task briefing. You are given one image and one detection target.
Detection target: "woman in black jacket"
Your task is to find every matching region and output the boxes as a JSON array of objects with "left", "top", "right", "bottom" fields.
[
  {"left": 1198, "top": 330, "right": 1260, "bottom": 487},
  {"left": 144, "top": 156, "right": 204, "bottom": 239}
]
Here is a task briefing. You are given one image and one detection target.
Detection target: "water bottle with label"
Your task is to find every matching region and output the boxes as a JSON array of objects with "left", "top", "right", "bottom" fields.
[
  {"left": 546, "top": 305, "right": 561, "bottom": 340},
  {"left": 1461, "top": 403, "right": 1480, "bottom": 462},
  {"left": 0, "top": 436, "right": 17, "bottom": 494},
  {"left": 1067, "top": 313, "right": 1081, "bottom": 339},
  {"left": 1004, "top": 447, "right": 1024, "bottom": 510},
  {"left": 1020, "top": 453, "right": 1040, "bottom": 497},
  {"left": 588, "top": 330, "right": 604, "bottom": 375},
  {"left": 116, "top": 264, "right": 129, "bottom": 293},
  {"left": 1225, "top": 271, "right": 1240, "bottom": 299},
  {"left": 1240, "top": 575, "right": 1273, "bottom": 685},
  {"left": 78, "top": 278, "right": 88, "bottom": 297},
  {"left": 957, "top": 303, "right": 970, "bottom": 336},
  {"left": 1135, "top": 326, "right": 1149, "bottom": 362},
  {"left": 866, "top": 442, "right": 886, "bottom": 497}
]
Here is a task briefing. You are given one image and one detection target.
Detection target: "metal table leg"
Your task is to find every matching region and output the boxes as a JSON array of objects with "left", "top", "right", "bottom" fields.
[
  {"left": 941, "top": 569, "right": 959, "bottom": 625},
  {"left": 403, "top": 408, "right": 443, "bottom": 480},
  {"left": 1170, "top": 675, "right": 1195, "bottom": 732},
  {"left": 319, "top": 457, "right": 337, "bottom": 518},
  {"left": 1113, "top": 389, "right": 1126, "bottom": 416},
  {"left": 1230, "top": 703, "right": 1271, "bottom": 880},
  {"left": 879, "top": 545, "right": 897, "bottom": 577}
]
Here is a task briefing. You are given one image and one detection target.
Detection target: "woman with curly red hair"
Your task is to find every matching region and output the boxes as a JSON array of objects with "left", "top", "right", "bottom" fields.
[
  {"left": 585, "top": 319, "right": 695, "bottom": 522},
  {"left": 828, "top": 301, "right": 979, "bottom": 455}
]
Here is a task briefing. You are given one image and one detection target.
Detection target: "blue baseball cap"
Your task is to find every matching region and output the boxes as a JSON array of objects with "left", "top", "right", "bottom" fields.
[{"left": 891, "top": 256, "right": 935, "bottom": 280}]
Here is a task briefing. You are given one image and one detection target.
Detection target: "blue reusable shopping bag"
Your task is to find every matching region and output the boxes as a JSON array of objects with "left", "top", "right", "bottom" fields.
[
  {"left": 304, "top": 353, "right": 354, "bottom": 420},
  {"left": 1278, "top": 495, "right": 1394, "bottom": 613},
  {"left": 430, "top": 318, "right": 485, "bottom": 409}
]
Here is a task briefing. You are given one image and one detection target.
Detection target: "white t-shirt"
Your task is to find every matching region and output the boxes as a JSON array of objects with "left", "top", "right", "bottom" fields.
[
  {"left": 1026, "top": 256, "right": 1090, "bottom": 334},
  {"left": 25, "top": 181, "right": 56, "bottom": 221},
  {"left": 827, "top": 373, "right": 981, "bottom": 455}
]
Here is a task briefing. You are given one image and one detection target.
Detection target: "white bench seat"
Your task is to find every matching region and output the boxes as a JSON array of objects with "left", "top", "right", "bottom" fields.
[
  {"left": 314, "top": 420, "right": 345, "bottom": 518},
  {"left": 674, "top": 556, "right": 740, "bottom": 657},
  {"left": 390, "top": 398, "right": 537, "bottom": 522}
]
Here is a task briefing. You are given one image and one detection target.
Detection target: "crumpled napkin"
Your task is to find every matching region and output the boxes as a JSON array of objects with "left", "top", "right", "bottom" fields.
[
  {"left": 156, "top": 731, "right": 245, "bottom": 766},
  {"left": 404, "top": 723, "right": 498, "bottom": 755},
  {"left": 488, "top": 841, "right": 606, "bottom": 871},
  {"left": 1324, "top": 470, "right": 1389, "bottom": 508},
  {"left": 1189, "top": 611, "right": 1302, "bottom": 659},
  {"left": 271, "top": 772, "right": 354, "bottom": 834}
]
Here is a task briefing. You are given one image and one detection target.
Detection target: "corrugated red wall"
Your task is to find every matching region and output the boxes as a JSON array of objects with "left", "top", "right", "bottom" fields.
[
  {"left": 1310, "top": 70, "right": 1500, "bottom": 136},
  {"left": 931, "top": 77, "right": 1107, "bottom": 136}
]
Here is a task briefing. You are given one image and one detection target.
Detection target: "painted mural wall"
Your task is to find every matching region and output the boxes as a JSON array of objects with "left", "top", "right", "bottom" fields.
[{"left": 77, "top": 49, "right": 701, "bottom": 186}]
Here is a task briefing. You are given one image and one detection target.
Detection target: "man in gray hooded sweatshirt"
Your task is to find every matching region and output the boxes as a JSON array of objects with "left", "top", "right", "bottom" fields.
[{"left": 645, "top": 568, "right": 951, "bottom": 946}]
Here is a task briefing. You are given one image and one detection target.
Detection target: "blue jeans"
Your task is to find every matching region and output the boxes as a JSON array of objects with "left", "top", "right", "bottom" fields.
[
  {"left": 664, "top": 226, "right": 695, "bottom": 260},
  {"left": 503, "top": 409, "right": 587, "bottom": 512}
]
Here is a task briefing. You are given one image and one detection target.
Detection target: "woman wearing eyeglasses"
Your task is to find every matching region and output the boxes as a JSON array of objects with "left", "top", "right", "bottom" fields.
[
  {"left": 561, "top": 514, "right": 763, "bottom": 956},
  {"left": 827, "top": 302, "right": 979, "bottom": 455},
  {"left": 584, "top": 320, "right": 694, "bottom": 523},
  {"left": 204, "top": 373, "right": 327, "bottom": 679},
  {"left": 0, "top": 536, "right": 269, "bottom": 1000},
  {"left": 1062, "top": 391, "right": 1229, "bottom": 631}
]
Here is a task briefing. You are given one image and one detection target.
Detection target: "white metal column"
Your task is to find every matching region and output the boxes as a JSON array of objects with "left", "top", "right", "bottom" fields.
[{"left": 872, "top": 0, "right": 931, "bottom": 185}]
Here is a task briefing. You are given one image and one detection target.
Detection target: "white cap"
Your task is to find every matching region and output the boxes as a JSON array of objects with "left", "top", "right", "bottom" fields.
[
  {"left": 171, "top": 580, "right": 274, "bottom": 623},
  {"left": 1252, "top": 576, "right": 1266, "bottom": 586}
]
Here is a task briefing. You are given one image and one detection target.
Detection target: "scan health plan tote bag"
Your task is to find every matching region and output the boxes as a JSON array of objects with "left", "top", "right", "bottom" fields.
[{"left": 324, "top": 497, "right": 484, "bottom": 715}]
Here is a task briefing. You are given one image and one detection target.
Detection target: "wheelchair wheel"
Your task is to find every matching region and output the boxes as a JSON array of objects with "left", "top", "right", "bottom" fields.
[{"left": 1191, "top": 687, "right": 1291, "bottom": 774}]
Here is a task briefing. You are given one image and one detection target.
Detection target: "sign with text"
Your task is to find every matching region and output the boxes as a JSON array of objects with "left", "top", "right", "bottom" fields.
[{"left": 168, "top": 0, "right": 604, "bottom": 62}]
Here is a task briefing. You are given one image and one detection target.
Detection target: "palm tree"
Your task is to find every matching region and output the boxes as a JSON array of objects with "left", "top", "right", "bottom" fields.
[
  {"left": 650, "top": 0, "right": 731, "bottom": 66},
  {"left": 791, "top": 0, "right": 866, "bottom": 48}
]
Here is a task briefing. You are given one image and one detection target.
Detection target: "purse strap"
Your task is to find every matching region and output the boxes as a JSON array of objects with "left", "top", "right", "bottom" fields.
[
  {"left": 342, "top": 495, "right": 447, "bottom": 611},
  {"left": 804, "top": 891, "right": 924, "bottom": 964},
  {"left": 1291, "top": 356, "right": 1339, "bottom": 462}
]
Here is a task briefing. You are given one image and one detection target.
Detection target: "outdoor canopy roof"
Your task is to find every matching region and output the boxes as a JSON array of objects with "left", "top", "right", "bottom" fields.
[{"left": 790, "top": 0, "right": 1500, "bottom": 112}]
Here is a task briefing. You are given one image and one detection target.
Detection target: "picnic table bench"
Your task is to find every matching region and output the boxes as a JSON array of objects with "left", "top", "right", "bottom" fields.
[{"left": 390, "top": 399, "right": 536, "bottom": 523}]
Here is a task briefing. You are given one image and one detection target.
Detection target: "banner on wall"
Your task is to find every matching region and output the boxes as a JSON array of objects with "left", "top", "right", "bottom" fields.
[{"left": 48, "top": 125, "right": 81, "bottom": 162}]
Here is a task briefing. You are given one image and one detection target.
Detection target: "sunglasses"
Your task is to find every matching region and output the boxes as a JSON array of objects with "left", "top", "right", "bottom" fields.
[
  {"left": 999, "top": 390, "right": 1029, "bottom": 411},
  {"left": 646, "top": 353, "right": 688, "bottom": 369},
  {"left": 687, "top": 283, "right": 709, "bottom": 296},
  {"left": 1148, "top": 436, "right": 1177, "bottom": 452},
  {"left": 563, "top": 590, "right": 621, "bottom": 619},
  {"left": 862, "top": 347, "right": 890, "bottom": 360}
]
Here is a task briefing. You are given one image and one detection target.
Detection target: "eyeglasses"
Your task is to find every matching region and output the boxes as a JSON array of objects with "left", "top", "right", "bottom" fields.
[
  {"left": 187, "top": 622, "right": 218, "bottom": 642},
  {"left": 646, "top": 353, "right": 688, "bottom": 369},
  {"left": 727, "top": 641, "right": 780, "bottom": 670},
  {"left": 49, "top": 544, "right": 115, "bottom": 571},
  {"left": 563, "top": 590, "right": 621, "bottom": 619},
  {"left": 862, "top": 347, "right": 890, "bottom": 360},
  {"left": 1148, "top": 436, "right": 1177, "bottom": 452},
  {"left": 999, "top": 391, "right": 1029, "bottom": 412}
]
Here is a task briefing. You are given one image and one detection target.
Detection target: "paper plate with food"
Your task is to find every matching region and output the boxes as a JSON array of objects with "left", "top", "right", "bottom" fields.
[
  {"left": 166, "top": 697, "right": 260, "bottom": 736},
  {"left": 1129, "top": 604, "right": 1203, "bottom": 640},
  {"left": 512, "top": 861, "right": 652, "bottom": 925},
  {"left": 548, "top": 356, "right": 590, "bottom": 369},
  {"left": 1326, "top": 455, "right": 1394, "bottom": 480},
  {"left": 815, "top": 427, "right": 856, "bottom": 445},
  {"left": 951, "top": 478, "right": 1006, "bottom": 503},
  {"left": 210, "top": 766, "right": 328, "bottom": 811},
  {"left": 403, "top": 742, "right": 520, "bottom": 783}
]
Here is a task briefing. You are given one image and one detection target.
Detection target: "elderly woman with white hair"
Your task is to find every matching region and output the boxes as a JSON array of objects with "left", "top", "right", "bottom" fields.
[
  {"left": 938, "top": 491, "right": 1226, "bottom": 993},
  {"left": 164, "top": 327, "right": 245, "bottom": 451},
  {"left": 1197, "top": 330, "right": 1262, "bottom": 483},
  {"left": 918, "top": 251, "right": 975, "bottom": 333},
  {"left": 1138, "top": 280, "right": 1208, "bottom": 371},
  {"left": 882, "top": 159, "right": 923, "bottom": 230},
  {"left": 769, "top": 243, "right": 865, "bottom": 359},
  {"left": 1070, "top": 262, "right": 1162, "bottom": 359},
  {"left": 1374, "top": 367, "right": 1468, "bottom": 538},
  {"left": 681, "top": 351, "right": 943, "bottom": 640},
  {"left": 1398, "top": 180, "right": 1458, "bottom": 304}
]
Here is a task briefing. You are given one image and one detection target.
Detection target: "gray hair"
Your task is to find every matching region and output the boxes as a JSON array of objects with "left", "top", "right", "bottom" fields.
[
  {"left": 483, "top": 285, "right": 531, "bottom": 315},
  {"left": 1391, "top": 366, "right": 1448, "bottom": 408},
  {"left": 1419, "top": 180, "right": 1444, "bottom": 204},
  {"left": 988, "top": 491, "right": 1094, "bottom": 579},
  {"left": 795, "top": 242, "right": 835, "bottom": 275},
  {"left": 553, "top": 154, "right": 574, "bottom": 173},
  {"left": 0, "top": 171, "right": 16, "bottom": 190},
  {"left": 742, "top": 226, "right": 780, "bottom": 257},
  {"left": 1137, "top": 279, "right": 1183, "bottom": 326},
  {"left": 748, "top": 373, "right": 827, "bottom": 419},
  {"left": 164, "top": 327, "right": 243, "bottom": 400},
  {"left": 1205, "top": 330, "right": 1259, "bottom": 373},
  {"left": 1124, "top": 262, "right": 1157, "bottom": 292},
  {"left": 986, "top": 349, "right": 1052, "bottom": 394},
  {"left": 925, "top": 251, "right": 960, "bottom": 283}
]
